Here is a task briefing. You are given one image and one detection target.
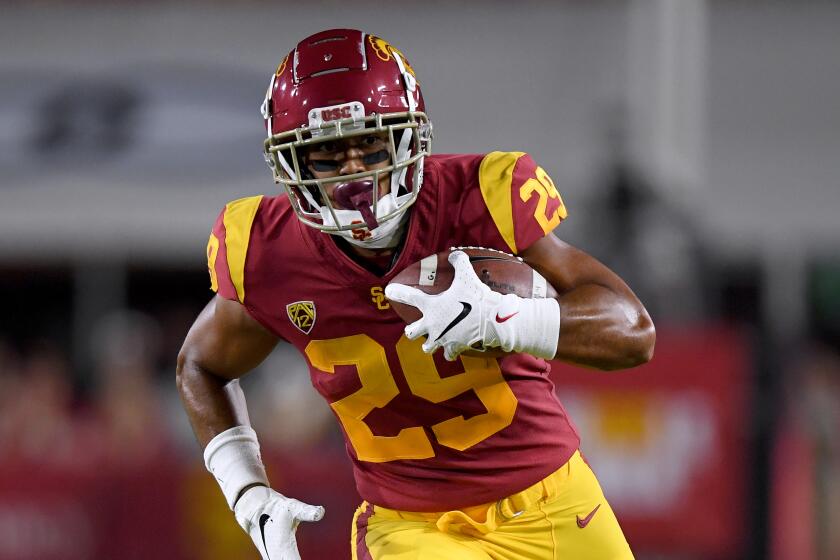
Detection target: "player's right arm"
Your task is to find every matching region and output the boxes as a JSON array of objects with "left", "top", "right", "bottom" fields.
[
  {"left": 179, "top": 195, "right": 325, "bottom": 560},
  {"left": 177, "top": 297, "right": 325, "bottom": 560},
  {"left": 176, "top": 294, "right": 277, "bottom": 449}
]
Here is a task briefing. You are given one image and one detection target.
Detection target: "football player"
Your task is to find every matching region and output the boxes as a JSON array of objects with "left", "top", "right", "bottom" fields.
[{"left": 177, "top": 28, "right": 655, "bottom": 560}]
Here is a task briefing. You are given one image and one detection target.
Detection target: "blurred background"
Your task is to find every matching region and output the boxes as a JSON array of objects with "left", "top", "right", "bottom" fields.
[{"left": 1, "top": 0, "right": 838, "bottom": 558}]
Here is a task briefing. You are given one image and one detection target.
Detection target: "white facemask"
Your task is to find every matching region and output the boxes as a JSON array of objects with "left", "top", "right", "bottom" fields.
[{"left": 319, "top": 192, "right": 411, "bottom": 249}]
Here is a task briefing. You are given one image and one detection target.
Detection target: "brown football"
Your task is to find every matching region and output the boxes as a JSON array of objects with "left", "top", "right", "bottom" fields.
[{"left": 387, "top": 247, "right": 557, "bottom": 357}]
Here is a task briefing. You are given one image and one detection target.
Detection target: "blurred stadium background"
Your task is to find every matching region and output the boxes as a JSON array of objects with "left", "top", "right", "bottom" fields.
[{"left": 1, "top": 1, "right": 839, "bottom": 558}]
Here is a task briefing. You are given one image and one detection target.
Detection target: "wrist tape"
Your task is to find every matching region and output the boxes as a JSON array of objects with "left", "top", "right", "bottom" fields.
[
  {"left": 513, "top": 297, "right": 561, "bottom": 359},
  {"left": 492, "top": 295, "right": 560, "bottom": 359},
  {"left": 203, "top": 425, "right": 269, "bottom": 510}
]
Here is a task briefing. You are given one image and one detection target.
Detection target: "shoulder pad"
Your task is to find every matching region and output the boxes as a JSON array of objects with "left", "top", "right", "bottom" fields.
[
  {"left": 478, "top": 152, "right": 566, "bottom": 253},
  {"left": 207, "top": 195, "right": 264, "bottom": 303}
]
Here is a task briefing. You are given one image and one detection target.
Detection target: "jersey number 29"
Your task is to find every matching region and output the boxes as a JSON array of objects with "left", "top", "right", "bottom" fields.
[{"left": 306, "top": 335, "right": 518, "bottom": 462}]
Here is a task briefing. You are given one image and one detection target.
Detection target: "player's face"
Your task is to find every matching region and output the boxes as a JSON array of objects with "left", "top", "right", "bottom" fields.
[{"left": 304, "top": 132, "right": 392, "bottom": 208}]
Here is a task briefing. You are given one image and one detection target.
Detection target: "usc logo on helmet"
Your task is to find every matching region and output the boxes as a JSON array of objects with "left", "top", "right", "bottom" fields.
[
  {"left": 321, "top": 106, "right": 352, "bottom": 122},
  {"left": 368, "top": 35, "right": 417, "bottom": 79}
]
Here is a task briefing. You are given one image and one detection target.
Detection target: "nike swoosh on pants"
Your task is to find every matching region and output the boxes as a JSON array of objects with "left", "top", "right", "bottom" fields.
[{"left": 576, "top": 504, "right": 601, "bottom": 528}]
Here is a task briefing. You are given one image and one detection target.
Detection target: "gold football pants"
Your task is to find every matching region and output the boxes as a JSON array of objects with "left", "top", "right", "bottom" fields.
[{"left": 351, "top": 451, "right": 634, "bottom": 560}]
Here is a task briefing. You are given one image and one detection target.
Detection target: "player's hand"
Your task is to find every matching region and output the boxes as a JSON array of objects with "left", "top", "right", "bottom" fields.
[
  {"left": 385, "top": 250, "right": 514, "bottom": 360},
  {"left": 233, "top": 485, "right": 325, "bottom": 560}
]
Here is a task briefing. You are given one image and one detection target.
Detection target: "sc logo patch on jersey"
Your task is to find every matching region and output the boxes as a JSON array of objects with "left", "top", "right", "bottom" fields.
[
  {"left": 370, "top": 286, "right": 390, "bottom": 310},
  {"left": 286, "top": 301, "right": 316, "bottom": 334}
]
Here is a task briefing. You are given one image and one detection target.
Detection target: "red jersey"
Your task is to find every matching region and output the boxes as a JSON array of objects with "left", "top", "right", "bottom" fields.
[{"left": 207, "top": 152, "right": 580, "bottom": 511}]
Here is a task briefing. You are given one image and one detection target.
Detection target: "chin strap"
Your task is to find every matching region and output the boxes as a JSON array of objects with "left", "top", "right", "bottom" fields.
[{"left": 331, "top": 201, "right": 410, "bottom": 250}]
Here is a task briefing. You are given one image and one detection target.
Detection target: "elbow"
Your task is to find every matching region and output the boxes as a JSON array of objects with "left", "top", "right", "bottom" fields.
[
  {"left": 175, "top": 346, "right": 191, "bottom": 394},
  {"left": 175, "top": 346, "right": 209, "bottom": 402},
  {"left": 600, "top": 311, "right": 655, "bottom": 371},
  {"left": 590, "top": 320, "right": 655, "bottom": 372},
  {"left": 637, "top": 326, "right": 656, "bottom": 366},
  {"left": 626, "top": 313, "right": 656, "bottom": 368}
]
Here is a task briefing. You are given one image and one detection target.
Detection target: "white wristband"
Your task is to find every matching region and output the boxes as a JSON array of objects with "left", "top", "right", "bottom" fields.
[
  {"left": 513, "top": 297, "right": 561, "bottom": 359},
  {"left": 492, "top": 295, "right": 561, "bottom": 359},
  {"left": 203, "top": 425, "right": 269, "bottom": 510}
]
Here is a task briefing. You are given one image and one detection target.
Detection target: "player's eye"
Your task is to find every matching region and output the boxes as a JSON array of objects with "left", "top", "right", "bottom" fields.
[
  {"left": 362, "top": 135, "right": 381, "bottom": 146},
  {"left": 310, "top": 160, "right": 340, "bottom": 172},
  {"left": 362, "top": 150, "right": 389, "bottom": 165},
  {"left": 314, "top": 141, "right": 337, "bottom": 153}
]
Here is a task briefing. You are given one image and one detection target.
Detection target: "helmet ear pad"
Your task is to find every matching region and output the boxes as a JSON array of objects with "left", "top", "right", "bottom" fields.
[
  {"left": 297, "top": 150, "right": 315, "bottom": 181},
  {"left": 276, "top": 146, "right": 322, "bottom": 209}
]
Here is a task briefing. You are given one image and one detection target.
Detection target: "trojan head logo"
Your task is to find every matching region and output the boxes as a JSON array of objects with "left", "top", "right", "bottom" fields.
[
  {"left": 275, "top": 54, "right": 289, "bottom": 77},
  {"left": 286, "top": 300, "right": 316, "bottom": 334},
  {"left": 368, "top": 35, "right": 417, "bottom": 79}
]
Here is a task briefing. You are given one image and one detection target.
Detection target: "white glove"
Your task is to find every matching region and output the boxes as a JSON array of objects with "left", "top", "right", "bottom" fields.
[
  {"left": 234, "top": 486, "right": 325, "bottom": 560},
  {"left": 203, "top": 426, "right": 324, "bottom": 560},
  {"left": 385, "top": 250, "right": 561, "bottom": 361}
]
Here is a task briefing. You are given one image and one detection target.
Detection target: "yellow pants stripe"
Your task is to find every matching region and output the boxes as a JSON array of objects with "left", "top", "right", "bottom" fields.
[{"left": 352, "top": 501, "right": 376, "bottom": 560}]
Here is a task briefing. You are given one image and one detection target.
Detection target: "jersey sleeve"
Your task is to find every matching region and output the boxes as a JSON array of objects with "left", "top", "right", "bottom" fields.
[
  {"left": 475, "top": 151, "right": 568, "bottom": 254},
  {"left": 206, "top": 195, "right": 264, "bottom": 303}
]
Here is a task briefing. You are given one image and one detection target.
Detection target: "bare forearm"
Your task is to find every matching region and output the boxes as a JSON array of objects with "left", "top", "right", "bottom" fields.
[
  {"left": 175, "top": 296, "right": 278, "bottom": 448},
  {"left": 553, "top": 284, "right": 655, "bottom": 370},
  {"left": 176, "top": 358, "right": 251, "bottom": 448}
]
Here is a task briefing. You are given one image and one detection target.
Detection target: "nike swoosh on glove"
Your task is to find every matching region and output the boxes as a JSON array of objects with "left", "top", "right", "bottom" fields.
[
  {"left": 234, "top": 486, "right": 324, "bottom": 560},
  {"left": 385, "top": 250, "right": 560, "bottom": 361}
]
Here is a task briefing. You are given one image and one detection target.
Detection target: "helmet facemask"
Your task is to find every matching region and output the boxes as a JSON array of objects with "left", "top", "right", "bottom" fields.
[{"left": 263, "top": 109, "right": 433, "bottom": 238}]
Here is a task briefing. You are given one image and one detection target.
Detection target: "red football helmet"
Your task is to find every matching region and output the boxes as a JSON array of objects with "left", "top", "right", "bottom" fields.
[{"left": 261, "top": 29, "right": 433, "bottom": 233}]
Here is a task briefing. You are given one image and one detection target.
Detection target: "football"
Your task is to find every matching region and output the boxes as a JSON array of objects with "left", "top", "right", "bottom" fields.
[{"left": 387, "top": 247, "right": 557, "bottom": 357}]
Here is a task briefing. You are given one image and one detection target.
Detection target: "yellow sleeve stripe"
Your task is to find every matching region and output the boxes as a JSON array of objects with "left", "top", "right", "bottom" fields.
[
  {"left": 222, "top": 195, "right": 264, "bottom": 303},
  {"left": 478, "top": 151, "right": 525, "bottom": 254},
  {"left": 206, "top": 233, "right": 220, "bottom": 292}
]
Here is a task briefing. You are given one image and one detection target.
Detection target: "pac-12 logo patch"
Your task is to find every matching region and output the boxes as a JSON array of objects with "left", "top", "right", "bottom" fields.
[{"left": 286, "top": 301, "right": 316, "bottom": 334}]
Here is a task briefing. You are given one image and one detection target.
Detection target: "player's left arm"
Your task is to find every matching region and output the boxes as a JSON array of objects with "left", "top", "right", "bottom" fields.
[
  {"left": 520, "top": 234, "right": 655, "bottom": 370},
  {"left": 389, "top": 151, "right": 654, "bottom": 366}
]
